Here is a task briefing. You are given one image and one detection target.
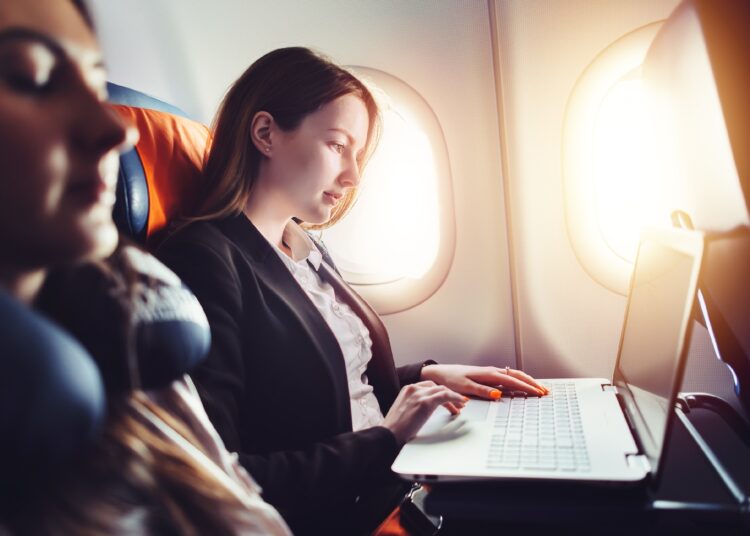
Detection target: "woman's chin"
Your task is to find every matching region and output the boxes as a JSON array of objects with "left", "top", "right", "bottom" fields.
[
  {"left": 300, "top": 208, "right": 333, "bottom": 226},
  {"left": 77, "top": 221, "right": 119, "bottom": 262}
]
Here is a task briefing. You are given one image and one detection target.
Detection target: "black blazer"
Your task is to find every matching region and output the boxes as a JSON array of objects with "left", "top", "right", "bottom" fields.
[{"left": 157, "top": 214, "right": 425, "bottom": 534}]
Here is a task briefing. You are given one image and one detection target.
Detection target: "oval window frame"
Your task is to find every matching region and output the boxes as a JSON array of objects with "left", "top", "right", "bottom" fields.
[
  {"left": 322, "top": 67, "right": 456, "bottom": 314},
  {"left": 562, "top": 22, "right": 663, "bottom": 295}
]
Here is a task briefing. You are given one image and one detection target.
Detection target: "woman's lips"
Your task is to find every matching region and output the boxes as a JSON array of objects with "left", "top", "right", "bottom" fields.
[
  {"left": 67, "top": 179, "right": 116, "bottom": 207},
  {"left": 323, "top": 191, "right": 342, "bottom": 205}
]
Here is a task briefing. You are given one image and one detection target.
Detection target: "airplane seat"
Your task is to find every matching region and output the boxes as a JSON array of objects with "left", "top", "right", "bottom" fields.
[
  {"left": 95, "top": 84, "right": 212, "bottom": 392},
  {"left": 1, "top": 86, "right": 209, "bottom": 516},
  {"left": 0, "top": 291, "right": 105, "bottom": 508},
  {"left": 37, "top": 245, "right": 212, "bottom": 396},
  {"left": 643, "top": 0, "right": 750, "bottom": 414},
  {"left": 0, "top": 262, "right": 211, "bottom": 526},
  {"left": 107, "top": 82, "right": 210, "bottom": 246}
]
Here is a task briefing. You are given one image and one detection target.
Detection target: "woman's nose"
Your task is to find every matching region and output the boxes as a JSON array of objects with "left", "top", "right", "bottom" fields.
[
  {"left": 339, "top": 155, "right": 361, "bottom": 189},
  {"left": 73, "top": 93, "right": 138, "bottom": 157}
]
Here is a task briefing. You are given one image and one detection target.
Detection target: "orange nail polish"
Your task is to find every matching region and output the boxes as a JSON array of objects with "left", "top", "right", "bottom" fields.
[
  {"left": 463, "top": 396, "right": 470, "bottom": 402},
  {"left": 537, "top": 388, "right": 545, "bottom": 396},
  {"left": 490, "top": 389, "right": 502, "bottom": 400}
]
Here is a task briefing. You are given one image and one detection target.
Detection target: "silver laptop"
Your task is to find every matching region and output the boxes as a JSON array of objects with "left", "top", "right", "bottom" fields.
[{"left": 393, "top": 227, "right": 704, "bottom": 484}]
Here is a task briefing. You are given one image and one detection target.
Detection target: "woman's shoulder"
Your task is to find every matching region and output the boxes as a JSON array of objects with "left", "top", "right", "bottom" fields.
[
  {"left": 157, "top": 218, "right": 241, "bottom": 267},
  {"left": 161, "top": 215, "right": 264, "bottom": 254},
  {"left": 160, "top": 219, "right": 229, "bottom": 248},
  {"left": 159, "top": 215, "right": 274, "bottom": 271},
  {"left": 156, "top": 217, "right": 267, "bottom": 298}
]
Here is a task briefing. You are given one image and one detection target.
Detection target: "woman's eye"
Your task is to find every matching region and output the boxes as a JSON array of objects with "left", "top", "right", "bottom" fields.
[
  {"left": 0, "top": 43, "right": 57, "bottom": 96},
  {"left": 330, "top": 142, "right": 345, "bottom": 154},
  {"left": 2, "top": 72, "right": 49, "bottom": 94}
]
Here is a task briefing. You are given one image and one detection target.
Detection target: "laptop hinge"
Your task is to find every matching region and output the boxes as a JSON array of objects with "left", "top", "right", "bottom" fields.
[
  {"left": 601, "top": 384, "right": 618, "bottom": 394},
  {"left": 626, "top": 453, "right": 651, "bottom": 474}
]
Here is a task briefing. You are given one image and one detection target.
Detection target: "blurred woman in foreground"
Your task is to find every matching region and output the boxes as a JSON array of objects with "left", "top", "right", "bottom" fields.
[{"left": 0, "top": 1, "right": 290, "bottom": 533}]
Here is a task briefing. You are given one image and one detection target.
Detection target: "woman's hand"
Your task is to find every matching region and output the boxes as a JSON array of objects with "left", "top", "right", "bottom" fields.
[
  {"left": 382, "top": 381, "right": 467, "bottom": 445},
  {"left": 420, "top": 364, "right": 548, "bottom": 399}
]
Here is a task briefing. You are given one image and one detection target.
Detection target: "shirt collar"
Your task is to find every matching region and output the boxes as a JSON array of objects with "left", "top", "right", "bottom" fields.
[{"left": 280, "top": 221, "right": 323, "bottom": 270}]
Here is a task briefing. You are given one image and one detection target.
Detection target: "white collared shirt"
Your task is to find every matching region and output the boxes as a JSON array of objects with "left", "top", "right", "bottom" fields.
[{"left": 267, "top": 221, "right": 385, "bottom": 431}]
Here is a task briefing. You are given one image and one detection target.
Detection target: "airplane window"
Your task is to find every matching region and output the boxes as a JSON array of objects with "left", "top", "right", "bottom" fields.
[
  {"left": 593, "top": 71, "right": 665, "bottom": 263},
  {"left": 319, "top": 67, "right": 455, "bottom": 314},
  {"left": 323, "top": 103, "right": 439, "bottom": 283},
  {"left": 563, "top": 23, "right": 663, "bottom": 295}
]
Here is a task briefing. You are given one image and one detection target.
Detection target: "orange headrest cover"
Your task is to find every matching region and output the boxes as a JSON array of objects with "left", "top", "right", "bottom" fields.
[{"left": 113, "top": 105, "right": 210, "bottom": 241}]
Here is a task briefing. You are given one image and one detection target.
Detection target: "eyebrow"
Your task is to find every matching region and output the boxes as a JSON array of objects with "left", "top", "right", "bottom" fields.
[
  {"left": 0, "top": 27, "right": 66, "bottom": 57},
  {"left": 0, "top": 26, "right": 105, "bottom": 65},
  {"left": 0, "top": 26, "right": 107, "bottom": 82}
]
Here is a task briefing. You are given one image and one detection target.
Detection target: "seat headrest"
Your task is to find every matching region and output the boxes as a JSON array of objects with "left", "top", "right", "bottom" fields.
[
  {"left": 0, "top": 291, "right": 105, "bottom": 494},
  {"left": 36, "top": 245, "right": 211, "bottom": 395},
  {"left": 108, "top": 83, "right": 209, "bottom": 244}
]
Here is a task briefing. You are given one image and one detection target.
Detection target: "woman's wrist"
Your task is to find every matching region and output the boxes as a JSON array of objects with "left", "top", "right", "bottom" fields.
[
  {"left": 378, "top": 424, "right": 405, "bottom": 448},
  {"left": 419, "top": 361, "right": 438, "bottom": 381}
]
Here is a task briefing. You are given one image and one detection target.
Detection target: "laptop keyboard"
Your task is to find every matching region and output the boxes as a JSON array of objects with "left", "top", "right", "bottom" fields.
[{"left": 486, "top": 382, "right": 590, "bottom": 472}]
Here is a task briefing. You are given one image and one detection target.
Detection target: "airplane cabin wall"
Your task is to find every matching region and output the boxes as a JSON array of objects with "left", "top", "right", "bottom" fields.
[
  {"left": 493, "top": 0, "right": 738, "bottom": 406},
  {"left": 90, "top": 0, "right": 740, "bottom": 406},
  {"left": 91, "top": 0, "right": 518, "bottom": 370},
  {"left": 492, "top": 0, "right": 679, "bottom": 379}
]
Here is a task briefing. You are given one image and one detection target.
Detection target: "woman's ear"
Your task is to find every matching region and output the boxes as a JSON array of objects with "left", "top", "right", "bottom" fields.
[{"left": 250, "top": 111, "right": 275, "bottom": 155}]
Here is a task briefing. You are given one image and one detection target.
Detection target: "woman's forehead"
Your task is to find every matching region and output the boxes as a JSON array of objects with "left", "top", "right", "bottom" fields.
[
  {"left": 0, "top": 0, "right": 99, "bottom": 54},
  {"left": 307, "top": 95, "right": 369, "bottom": 140}
]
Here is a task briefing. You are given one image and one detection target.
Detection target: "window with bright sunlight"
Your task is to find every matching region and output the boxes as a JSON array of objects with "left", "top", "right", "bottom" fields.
[
  {"left": 322, "top": 105, "right": 439, "bottom": 283},
  {"left": 563, "top": 23, "right": 664, "bottom": 294},
  {"left": 593, "top": 73, "right": 667, "bottom": 263},
  {"left": 319, "top": 67, "right": 455, "bottom": 314}
]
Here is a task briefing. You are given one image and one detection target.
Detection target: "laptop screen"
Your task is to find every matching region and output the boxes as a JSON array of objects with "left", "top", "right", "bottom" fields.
[{"left": 613, "top": 228, "right": 703, "bottom": 479}]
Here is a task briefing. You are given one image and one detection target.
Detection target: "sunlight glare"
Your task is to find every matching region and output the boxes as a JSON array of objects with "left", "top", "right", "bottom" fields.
[
  {"left": 323, "top": 106, "right": 440, "bottom": 282},
  {"left": 593, "top": 77, "right": 670, "bottom": 262}
]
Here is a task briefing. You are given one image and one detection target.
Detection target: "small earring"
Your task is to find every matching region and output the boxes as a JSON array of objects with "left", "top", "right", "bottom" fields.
[{"left": 265, "top": 146, "right": 271, "bottom": 152}]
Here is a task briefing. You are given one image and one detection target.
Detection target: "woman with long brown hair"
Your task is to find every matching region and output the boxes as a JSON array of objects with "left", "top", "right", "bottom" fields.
[
  {"left": 158, "top": 46, "right": 548, "bottom": 534},
  {"left": 0, "top": 1, "right": 290, "bottom": 533}
]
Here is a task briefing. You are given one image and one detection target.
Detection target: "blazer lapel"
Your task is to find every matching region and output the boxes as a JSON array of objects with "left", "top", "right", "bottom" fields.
[
  {"left": 317, "top": 262, "right": 400, "bottom": 412},
  {"left": 217, "top": 215, "right": 353, "bottom": 428}
]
